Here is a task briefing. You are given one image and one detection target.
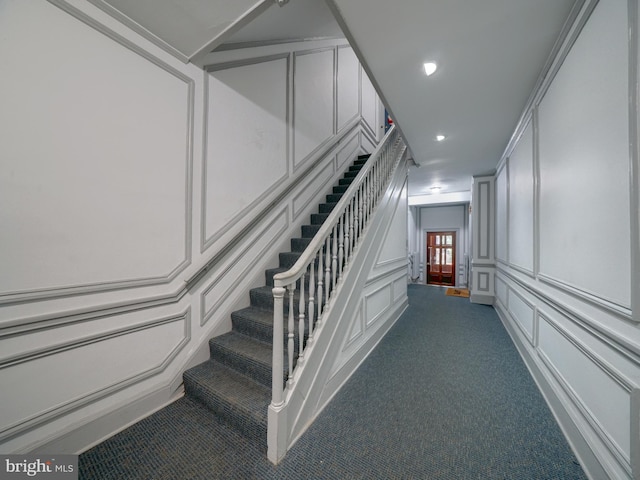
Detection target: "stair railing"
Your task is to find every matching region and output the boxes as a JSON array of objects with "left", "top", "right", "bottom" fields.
[{"left": 270, "top": 125, "right": 404, "bottom": 408}]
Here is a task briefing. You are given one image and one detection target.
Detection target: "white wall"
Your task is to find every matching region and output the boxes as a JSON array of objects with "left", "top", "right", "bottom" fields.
[
  {"left": 411, "top": 204, "right": 469, "bottom": 287},
  {"left": 494, "top": 1, "right": 640, "bottom": 479},
  {"left": 0, "top": 0, "right": 383, "bottom": 454}
]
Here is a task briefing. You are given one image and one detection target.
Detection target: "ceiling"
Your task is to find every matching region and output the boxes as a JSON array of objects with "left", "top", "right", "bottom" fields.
[
  {"left": 326, "top": 0, "right": 578, "bottom": 200},
  {"left": 97, "top": 0, "right": 579, "bottom": 204}
]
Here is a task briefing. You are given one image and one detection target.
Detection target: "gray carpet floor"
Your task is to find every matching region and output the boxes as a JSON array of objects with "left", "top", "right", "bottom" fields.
[{"left": 79, "top": 284, "right": 587, "bottom": 479}]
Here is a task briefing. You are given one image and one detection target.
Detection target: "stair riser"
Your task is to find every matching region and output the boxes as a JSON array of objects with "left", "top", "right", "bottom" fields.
[
  {"left": 250, "top": 288, "right": 315, "bottom": 314},
  {"left": 183, "top": 377, "right": 267, "bottom": 450},
  {"left": 209, "top": 341, "right": 274, "bottom": 389},
  {"left": 338, "top": 178, "right": 354, "bottom": 186},
  {"left": 310, "top": 213, "right": 330, "bottom": 225},
  {"left": 231, "top": 313, "right": 307, "bottom": 347},
  {"left": 318, "top": 203, "right": 337, "bottom": 214},
  {"left": 266, "top": 267, "right": 326, "bottom": 288},
  {"left": 301, "top": 224, "right": 321, "bottom": 238},
  {"left": 291, "top": 237, "right": 312, "bottom": 252},
  {"left": 279, "top": 251, "right": 301, "bottom": 269}
]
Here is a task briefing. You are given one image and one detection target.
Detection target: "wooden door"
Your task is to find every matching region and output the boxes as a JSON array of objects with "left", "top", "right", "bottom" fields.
[{"left": 426, "top": 232, "right": 456, "bottom": 286}]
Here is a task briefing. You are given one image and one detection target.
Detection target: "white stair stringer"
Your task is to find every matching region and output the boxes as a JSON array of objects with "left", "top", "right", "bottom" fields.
[{"left": 268, "top": 149, "right": 409, "bottom": 463}]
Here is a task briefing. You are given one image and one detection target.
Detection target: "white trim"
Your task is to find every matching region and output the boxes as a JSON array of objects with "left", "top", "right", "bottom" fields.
[
  {"left": 3, "top": 0, "right": 195, "bottom": 305},
  {"left": 0, "top": 309, "right": 191, "bottom": 444}
]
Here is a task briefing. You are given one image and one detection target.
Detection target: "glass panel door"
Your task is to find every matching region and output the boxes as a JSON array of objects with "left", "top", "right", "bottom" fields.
[{"left": 426, "top": 231, "right": 456, "bottom": 286}]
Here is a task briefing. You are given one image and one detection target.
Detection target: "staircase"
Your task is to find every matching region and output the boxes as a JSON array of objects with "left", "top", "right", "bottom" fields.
[{"left": 182, "top": 154, "right": 370, "bottom": 452}]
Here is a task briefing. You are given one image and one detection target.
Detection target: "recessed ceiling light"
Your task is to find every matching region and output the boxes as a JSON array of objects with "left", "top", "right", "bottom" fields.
[
  {"left": 430, "top": 186, "right": 442, "bottom": 193},
  {"left": 423, "top": 62, "right": 437, "bottom": 76},
  {"left": 436, "top": 135, "right": 446, "bottom": 142}
]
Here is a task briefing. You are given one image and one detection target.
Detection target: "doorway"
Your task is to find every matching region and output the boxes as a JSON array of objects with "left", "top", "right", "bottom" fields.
[{"left": 426, "top": 231, "right": 456, "bottom": 286}]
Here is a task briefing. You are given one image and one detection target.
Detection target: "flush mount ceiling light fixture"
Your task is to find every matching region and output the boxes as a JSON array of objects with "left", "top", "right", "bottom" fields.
[
  {"left": 430, "top": 186, "right": 442, "bottom": 193},
  {"left": 423, "top": 62, "right": 437, "bottom": 76},
  {"left": 436, "top": 135, "right": 446, "bottom": 142}
]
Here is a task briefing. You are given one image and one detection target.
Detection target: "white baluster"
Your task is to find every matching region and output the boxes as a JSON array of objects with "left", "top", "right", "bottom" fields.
[
  {"left": 353, "top": 190, "right": 360, "bottom": 244},
  {"left": 347, "top": 200, "right": 353, "bottom": 258},
  {"left": 332, "top": 224, "right": 337, "bottom": 290},
  {"left": 363, "top": 177, "right": 369, "bottom": 225},
  {"left": 338, "top": 213, "right": 345, "bottom": 281},
  {"left": 287, "top": 284, "right": 295, "bottom": 387},
  {"left": 324, "top": 236, "right": 331, "bottom": 304},
  {"left": 271, "top": 286, "right": 286, "bottom": 405},
  {"left": 316, "top": 249, "right": 324, "bottom": 320},
  {"left": 308, "top": 260, "right": 315, "bottom": 343},
  {"left": 298, "top": 273, "right": 305, "bottom": 364},
  {"left": 358, "top": 185, "right": 363, "bottom": 237}
]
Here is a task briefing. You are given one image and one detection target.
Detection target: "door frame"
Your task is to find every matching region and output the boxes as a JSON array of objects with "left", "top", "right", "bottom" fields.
[{"left": 422, "top": 228, "right": 461, "bottom": 286}]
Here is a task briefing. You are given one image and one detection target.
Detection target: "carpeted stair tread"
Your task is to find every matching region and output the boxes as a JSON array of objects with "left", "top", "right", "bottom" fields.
[
  {"left": 290, "top": 237, "right": 313, "bottom": 252},
  {"left": 265, "top": 266, "right": 324, "bottom": 288},
  {"left": 231, "top": 307, "right": 309, "bottom": 350},
  {"left": 250, "top": 285, "right": 305, "bottom": 312},
  {"left": 318, "top": 202, "right": 337, "bottom": 214},
  {"left": 310, "top": 213, "right": 330, "bottom": 225},
  {"left": 279, "top": 251, "right": 302, "bottom": 269},
  {"left": 182, "top": 360, "right": 269, "bottom": 447},
  {"left": 177, "top": 153, "right": 372, "bottom": 457},
  {"left": 301, "top": 224, "right": 322, "bottom": 238},
  {"left": 209, "top": 332, "right": 275, "bottom": 387},
  {"left": 265, "top": 266, "right": 288, "bottom": 286},
  {"left": 232, "top": 306, "right": 280, "bottom": 343}
]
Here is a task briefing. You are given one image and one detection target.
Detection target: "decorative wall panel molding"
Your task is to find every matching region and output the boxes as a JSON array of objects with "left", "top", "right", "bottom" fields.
[
  {"left": 0, "top": 308, "right": 190, "bottom": 443},
  {"left": 507, "top": 286, "right": 535, "bottom": 344},
  {"left": 335, "top": 132, "right": 360, "bottom": 171},
  {"left": 293, "top": 48, "right": 336, "bottom": 167},
  {"left": 495, "top": 163, "right": 508, "bottom": 265},
  {"left": 292, "top": 162, "right": 336, "bottom": 220},
  {"left": 393, "top": 277, "right": 407, "bottom": 303},
  {"left": 201, "top": 209, "right": 289, "bottom": 325},
  {"left": 364, "top": 284, "right": 392, "bottom": 328},
  {"left": 84, "top": 0, "right": 190, "bottom": 63},
  {"left": 478, "top": 272, "right": 490, "bottom": 292},
  {"left": 477, "top": 181, "right": 491, "bottom": 260},
  {"left": 337, "top": 46, "right": 360, "bottom": 131},
  {"left": 537, "top": 0, "right": 630, "bottom": 310},
  {"left": 202, "top": 54, "right": 289, "bottom": 251},
  {"left": 360, "top": 129, "right": 377, "bottom": 154},
  {"left": 495, "top": 275, "right": 508, "bottom": 307},
  {"left": 1, "top": 0, "right": 195, "bottom": 305},
  {"left": 360, "top": 69, "right": 378, "bottom": 138},
  {"left": 538, "top": 273, "right": 632, "bottom": 320},
  {"left": 508, "top": 120, "right": 534, "bottom": 274},
  {"left": 537, "top": 311, "right": 633, "bottom": 476},
  {"left": 345, "top": 302, "right": 364, "bottom": 348}
]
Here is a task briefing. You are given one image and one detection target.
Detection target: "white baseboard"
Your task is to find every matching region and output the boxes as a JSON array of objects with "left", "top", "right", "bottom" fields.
[
  {"left": 28, "top": 385, "right": 184, "bottom": 455},
  {"left": 495, "top": 304, "right": 608, "bottom": 480}
]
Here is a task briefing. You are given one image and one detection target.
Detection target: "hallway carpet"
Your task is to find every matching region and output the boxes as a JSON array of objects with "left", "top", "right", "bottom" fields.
[{"left": 79, "top": 284, "right": 587, "bottom": 479}]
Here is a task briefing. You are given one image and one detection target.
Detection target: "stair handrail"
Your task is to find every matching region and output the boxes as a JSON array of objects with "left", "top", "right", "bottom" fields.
[{"left": 270, "top": 125, "right": 405, "bottom": 409}]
